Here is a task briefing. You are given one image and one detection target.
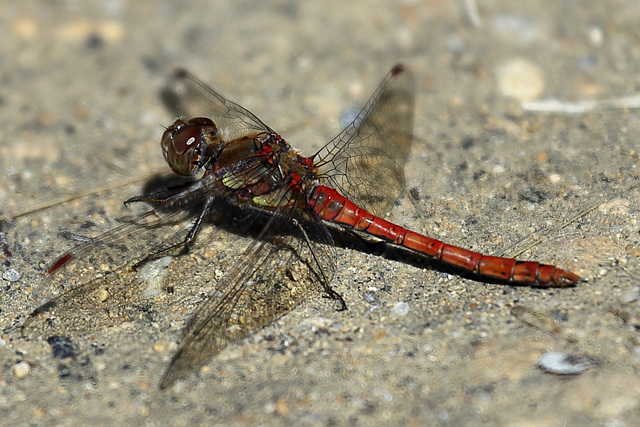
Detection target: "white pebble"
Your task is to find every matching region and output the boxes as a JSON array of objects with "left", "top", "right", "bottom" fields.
[
  {"left": 393, "top": 301, "right": 410, "bottom": 317},
  {"left": 538, "top": 351, "right": 593, "bottom": 375},
  {"left": 496, "top": 58, "right": 545, "bottom": 101},
  {"left": 2, "top": 269, "right": 20, "bottom": 282},
  {"left": 137, "top": 256, "right": 173, "bottom": 297},
  {"left": 12, "top": 361, "right": 31, "bottom": 378}
]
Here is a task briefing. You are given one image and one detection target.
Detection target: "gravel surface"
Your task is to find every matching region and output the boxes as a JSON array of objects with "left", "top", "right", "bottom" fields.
[{"left": 1, "top": 1, "right": 639, "bottom": 425}]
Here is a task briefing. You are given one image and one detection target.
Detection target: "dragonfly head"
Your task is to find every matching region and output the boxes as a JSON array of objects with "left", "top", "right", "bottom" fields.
[{"left": 161, "top": 117, "right": 219, "bottom": 176}]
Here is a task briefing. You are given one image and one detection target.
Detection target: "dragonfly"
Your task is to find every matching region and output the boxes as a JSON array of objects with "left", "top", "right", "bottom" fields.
[{"left": 22, "top": 64, "right": 581, "bottom": 389}]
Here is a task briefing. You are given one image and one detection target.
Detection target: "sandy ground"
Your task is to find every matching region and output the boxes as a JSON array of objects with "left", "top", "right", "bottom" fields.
[{"left": 1, "top": 1, "right": 639, "bottom": 425}]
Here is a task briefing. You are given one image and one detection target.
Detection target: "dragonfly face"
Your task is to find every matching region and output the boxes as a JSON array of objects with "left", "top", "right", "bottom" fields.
[{"left": 161, "top": 117, "right": 220, "bottom": 176}]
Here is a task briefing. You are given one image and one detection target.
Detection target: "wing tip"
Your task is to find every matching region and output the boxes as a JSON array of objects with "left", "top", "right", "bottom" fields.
[
  {"left": 171, "top": 68, "right": 189, "bottom": 79},
  {"left": 391, "top": 63, "right": 407, "bottom": 76}
]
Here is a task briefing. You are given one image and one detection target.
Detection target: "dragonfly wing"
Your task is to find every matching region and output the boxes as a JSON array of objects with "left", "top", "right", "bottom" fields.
[
  {"left": 159, "top": 195, "right": 337, "bottom": 389},
  {"left": 23, "top": 264, "right": 171, "bottom": 337},
  {"left": 32, "top": 176, "right": 220, "bottom": 303},
  {"left": 313, "top": 64, "right": 415, "bottom": 217},
  {"left": 162, "top": 69, "right": 276, "bottom": 142},
  {"left": 23, "top": 183, "right": 237, "bottom": 339}
]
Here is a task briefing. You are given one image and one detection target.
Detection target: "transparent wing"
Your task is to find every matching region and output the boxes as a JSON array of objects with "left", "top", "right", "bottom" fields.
[
  {"left": 23, "top": 262, "right": 175, "bottom": 337},
  {"left": 29, "top": 177, "right": 220, "bottom": 303},
  {"left": 313, "top": 64, "right": 415, "bottom": 217},
  {"left": 20, "top": 217, "right": 254, "bottom": 342},
  {"left": 162, "top": 69, "right": 275, "bottom": 142},
  {"left": 159, "top": 194, "right": 338, "bottom": 389},
  {"left": 22, "top": 178, "right": 229, "bottom": 336}
]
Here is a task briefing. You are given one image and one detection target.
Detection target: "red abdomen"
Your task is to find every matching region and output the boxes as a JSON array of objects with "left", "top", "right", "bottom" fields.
[{"left": 308, "top": 185, "right": 581, "bottom": 287}]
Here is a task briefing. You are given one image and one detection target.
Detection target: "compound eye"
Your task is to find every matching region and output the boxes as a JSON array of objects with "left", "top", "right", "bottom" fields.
[
  {"left": 187, "top": 117, "right": 215, "bottom": 128},
  {"left": 161, "top": 119, "right": 203, "bottom": 176},
  {"left": 187, "top": 117, "right": 218, "bottom": 142},
  {"left": 172, "top": 124, "right": 201, "bottom": 154}
]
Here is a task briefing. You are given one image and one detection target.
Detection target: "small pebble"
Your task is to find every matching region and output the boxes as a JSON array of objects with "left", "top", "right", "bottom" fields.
[
  {"left": 137, "top": 256, "right": 173, "bottom": 297},
  {"left": 587, "top": 25, "right": 603, "bottom": 46},
  {"left": 97, "top": 288, "right": 110, "bottom": 303},
  {"left": 12, "top": 361, "right": 31, "bottom": 379},
  {"left": 622, "top": 287, "right": 640, "bottom": 304},
  {"left": 393, "top": 301, "right": 410, "bottom": 317},
  {"left": 2, "top": 269, "right": 20, "bottom": 282},
  {"left": 538, "top": 351, "right": 594, "bottom": 375},
  {"left": 409, "top": 186, "right": 421, "bottom": 201},
  {"left": 496, "top": 58, "right": 545, "bottom": 101},
  {"left": 47, "top": 336, "right": 76, "bottom": 359}
]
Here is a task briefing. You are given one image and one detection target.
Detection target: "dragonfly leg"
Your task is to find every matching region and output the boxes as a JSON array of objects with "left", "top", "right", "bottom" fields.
[
  {"left": 132, "top": 195, "right": 215, "bottom": 269},
  {"left": 293, "top": 215, "right": 347, "bottom": 311},
  {"left": 323, "top": 285, "right": 347, "bottom": 311}
]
